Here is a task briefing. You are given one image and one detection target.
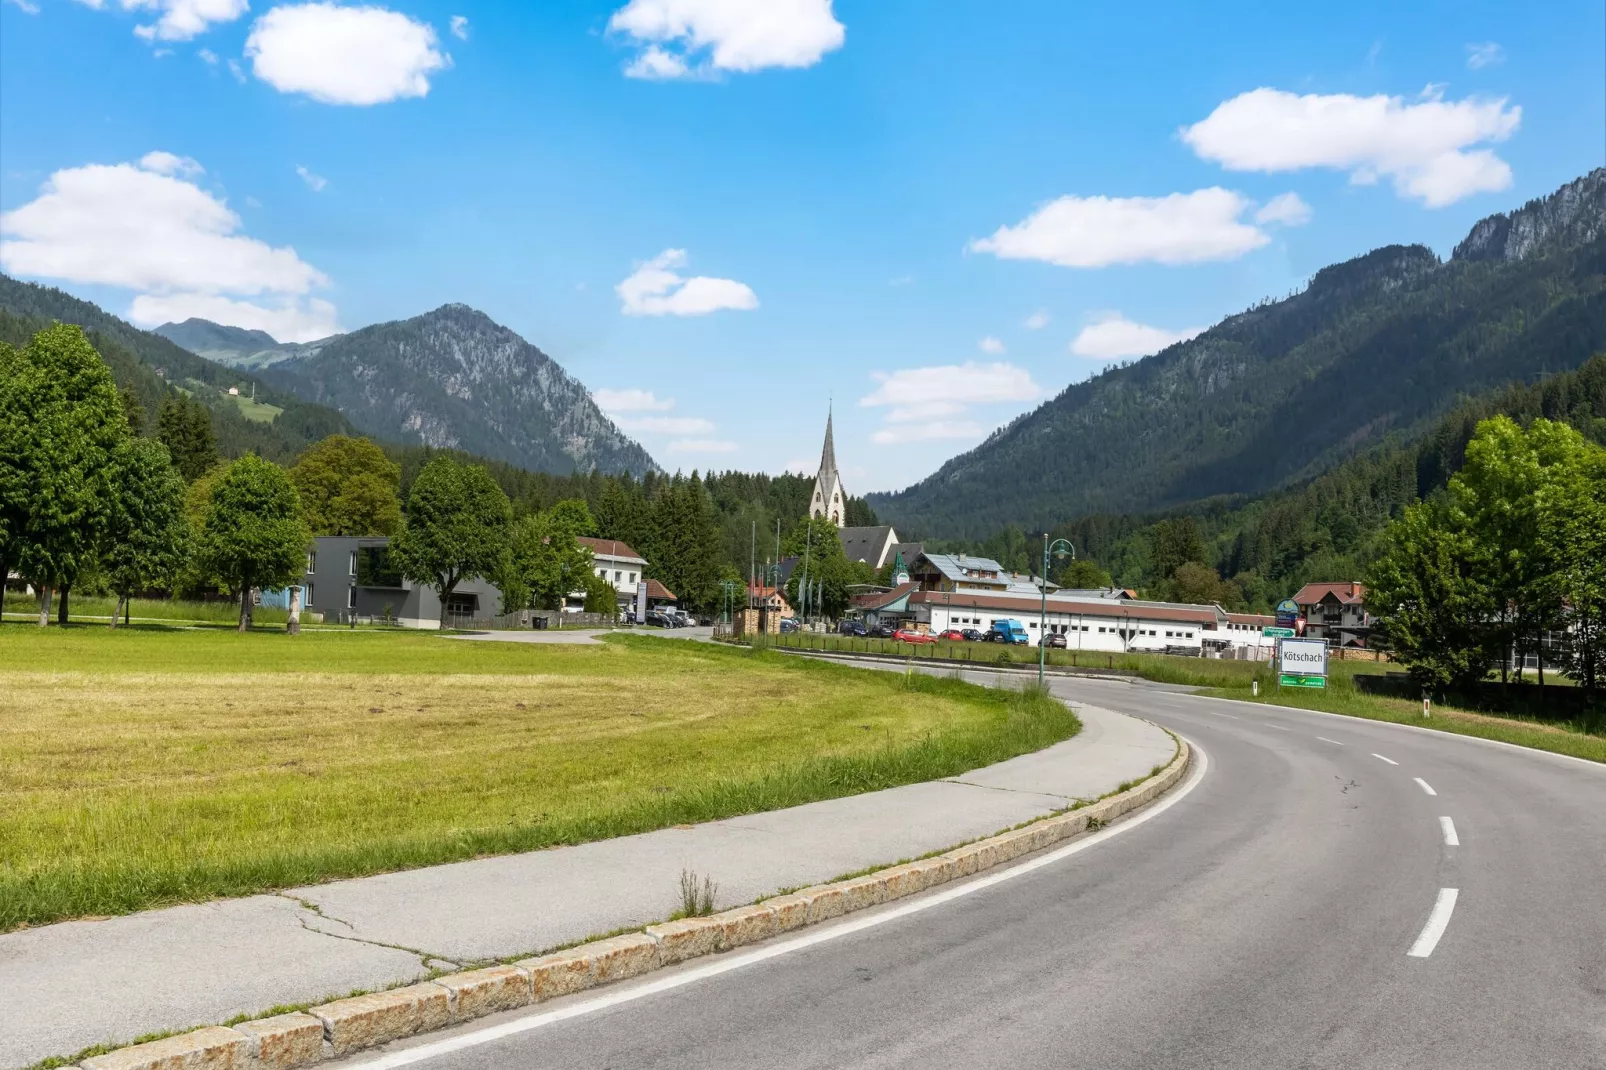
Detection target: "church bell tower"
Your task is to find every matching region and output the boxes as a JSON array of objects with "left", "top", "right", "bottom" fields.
[{"left": 809, "top": 408, "right": 846, "bottom": 526}]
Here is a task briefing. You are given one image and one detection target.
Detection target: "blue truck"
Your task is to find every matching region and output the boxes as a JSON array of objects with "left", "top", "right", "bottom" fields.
[{"left": 987, "top": 618, "right": 1030, "bottom": 644}]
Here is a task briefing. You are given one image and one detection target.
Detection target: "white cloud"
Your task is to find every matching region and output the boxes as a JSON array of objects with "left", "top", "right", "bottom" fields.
[
  {"left": 609, "top": 0, "right": 844, "bottom": 79},
  {"left": 615, "top": 415, "right": 716, "bottom": 435},
  {"left": 4, "top": 0, "right": 42, "bottom": 14},
  {"left": 970, "top": 188, "right": 1270, "bottom": 268},
  {"left": 227, "top": 57, "right": 246, "bottom": 82},
  {"left": 296, "top": 165, "right": 327, "bottom": 191},
  {"left": 128, "top": 292, "right": 340, "bottom": 342},
  {"left": 1069, "top": 313, "right": 1204, "bottom": 360},
  {"left": 1466, "top": 42, "right": 1504, "bottom": 70},
  {"left": 138, "top": 150, "right": 204, "bottom": 178},
  {"left": 246, "top": 3, "right": 450, "bottom": 106},
  {"left": 872, "top": 421, "right": 985, "bottom": 445},
  {"left": 1023, "top": 309, "right": 1050, "bottom": 330},
  {"left": 1181, "top": 87, "right": 1520, "bottom": 208},
  {"left": 978, "top": 335, "right": 1005, "bottom": 355},
  {"left": 100, "top": 0, "right": 249, "bottom": 42},
  {"left": 1254, "top": 191, "right": 1312, "bottom": 226},
  {"left": 449, "top": 14, "right": 468, "bottom": 39},
  {"left": 1, "top": 155, "right": 326, "bottom": 295},
  {"left": 198, "top": 47, "right": 218, "bottom": 63},
  {"left": 0, "top": 154, "right": 337, "bottom": 341},
  {"left": 617, "top": 248, "right": 758, "bottom": 316},
  {"left": 861, "top": 361, "right": 1039, "bottom": 446},
  {"left": 669, "top": 438, "right": 738, "bottom": 453},
  {"left": 594, "top": 387, "right": 675, "bottom": 412}
]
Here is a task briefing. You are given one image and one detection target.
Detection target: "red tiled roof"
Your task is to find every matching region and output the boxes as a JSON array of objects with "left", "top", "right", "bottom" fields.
[
  {"left": 1291, "top": 582, "right": 1366, "bottom": 607},
  {"left": 912, "top": 590, "right": 1219, "bottom": 625},
  {"left": 643, "top": 579, "right": 676, "bottom": 601},
  {"left": 1227, "top": 612, "right": 1276, "bottom": 625},
  {"left": 577, "top": 537, "right": 646, "bottom": 562}
]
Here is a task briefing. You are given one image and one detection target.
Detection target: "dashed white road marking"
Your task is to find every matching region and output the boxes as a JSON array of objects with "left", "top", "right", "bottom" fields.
[
  {"left": 1439, "top": 817, "right": 1459, "bottom": 846},
  {"left": 1408, "top": 888, "right": 1459, "bottom": 958},
  {"left": 1414, "top": 777, "right": 1437, "bottom": 796},
  {"left": 1372, "top": 753, "right": 1399, "bottom": 765},
  {"left": 339, "top": 747, "right": 1212, "bottom": 1068},
  {"left": 1317, "top": 737, "right": 1345, "bottom": 746},
  {"left": 1265, "top": 724, "right": 1292, "bottom": 731}
]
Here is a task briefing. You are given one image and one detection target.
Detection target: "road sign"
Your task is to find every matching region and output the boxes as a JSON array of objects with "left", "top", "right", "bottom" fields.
[
  {"left": 1262, "top": 626, "right": 1295, "bottom": 638},
  {"left": 1278, "top": 637, "right": 1327, "bottom": 688}
]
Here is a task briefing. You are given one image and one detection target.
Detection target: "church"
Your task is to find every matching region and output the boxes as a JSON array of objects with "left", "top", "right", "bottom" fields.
[{"left": 807, "top": 410, "right": 921, "bottom": 572}]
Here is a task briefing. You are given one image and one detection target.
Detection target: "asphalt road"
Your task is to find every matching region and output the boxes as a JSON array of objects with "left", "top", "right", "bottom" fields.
[{"left": 344, "top": 676, "right": 1606, "bottom": 1070}]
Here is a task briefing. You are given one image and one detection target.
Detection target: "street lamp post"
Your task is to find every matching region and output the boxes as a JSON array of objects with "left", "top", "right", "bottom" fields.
[{"left": 1039, "top": 535, "right": 1074, "bottom": 687}]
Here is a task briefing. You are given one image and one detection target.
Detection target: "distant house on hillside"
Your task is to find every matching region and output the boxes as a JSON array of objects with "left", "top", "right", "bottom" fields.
[{"left": 1292, "top": 582, "right": 1371, "bottom": 647}]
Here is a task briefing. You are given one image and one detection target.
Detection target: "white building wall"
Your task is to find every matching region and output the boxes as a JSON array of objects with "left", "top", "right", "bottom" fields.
[{"left": 927, "top": 603, "right": 1206, "bottom": 653}]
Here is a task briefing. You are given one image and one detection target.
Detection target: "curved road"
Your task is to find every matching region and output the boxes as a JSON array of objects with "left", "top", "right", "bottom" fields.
[{"left": 343, "top": 673, "right": 1606, "bottom": 1070}]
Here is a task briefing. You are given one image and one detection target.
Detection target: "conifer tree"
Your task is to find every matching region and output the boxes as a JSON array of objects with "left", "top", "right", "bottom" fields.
[{"left": 157, "top": 394, "right": 219, "bottom": 482}]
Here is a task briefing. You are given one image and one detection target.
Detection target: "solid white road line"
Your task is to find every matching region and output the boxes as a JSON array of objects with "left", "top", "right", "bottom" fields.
[
  {"left": 1317, "top": 737, "right": 1345, "bottom": 746},
  {"left": 1439, "top": 816, "right": 1459, "bottom": 846},
  {"left": 341, "top": 747, "right": 1212, "bottom": 1069},
  {"left": 1414, "top": 777, "right": 1438, "bottom": 796},
  {"left": 1408, "top": 888, "right": 1459, "bottom": 958},
  {"left": 1372, "top": 753, "right": 1399, "bottom": 765}
]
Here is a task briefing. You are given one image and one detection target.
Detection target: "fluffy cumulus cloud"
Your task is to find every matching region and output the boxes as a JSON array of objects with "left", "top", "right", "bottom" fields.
[
  {"left": 449, "top": 14, "right": 468, "bottom": 39},
  {"left": 861, "top": 361, "right": 1040, "bottom": 444},
  {"left": 1181, "top": 87, "right": 1520, "bottom": 208},
  {"left": 246, "top": 3, "right": 450, "bottom": 106},
  {"left": 129, "top": 292, "right": 341, "bottom": 341},
  {"left": 978, "top": 335, "right": 1005, "bottom": 355},
  {"left": 609, "top": 0, "right": 844, "bottom": 79},
  {"left": 970, "top": 188, "right": 1270, "bottom": 268},
  {"left": 616, "top": 248, "right": 758, "bottom": 316},
  {"left": 71, "top": 0, "right": 248, "bottom": 41},
  {"left": 615, "top": 415, "right": 716, "bottom": 435},
  {"left": 1254, "top": 191, "right": 1312, "bottom": 226},
  {"left": 1023, "top": 309, "right": 1050, "bottom": 330},
  {"left": 1069, "top": 313, "right": 1204, "bottom": 361},
  {"left": 594, "top": 387, "right": 728, "bottom": 446},
  {"left": 0, "top": 153, "right": 339, "bottom": 342}
]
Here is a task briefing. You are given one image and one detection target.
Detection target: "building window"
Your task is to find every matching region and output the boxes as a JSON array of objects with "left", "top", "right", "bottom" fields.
[
  {"left": 305, "top": 583, "right": 314, "bottom": 606},
  {"left": 629, "top": 572, "right": 637, "bottom": 584},
  {"left": 614, "top": 571, "right": 622, "bottom": 583},
  {"left": 348, "top": 551, "right": 358, "bottom": 576},
  {"left": 306, "top": 551, "right": 316, "bottom": 573},
  {"left": 347, "top": 586, "right": 357, "bottom": 610}
]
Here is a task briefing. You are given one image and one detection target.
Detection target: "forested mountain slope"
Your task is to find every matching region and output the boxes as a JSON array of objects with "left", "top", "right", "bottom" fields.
[
  {"left": 871, "top": 169, "right": 1606, "bottom": 539},
  {"left": 206, "top": 304, "right": 661, "bottom": 478},
  {"left": 153, "top": 318, "right": 324, "bottom": 370},
  {"left": 0, "top": 275, "right": 354, "bottom": 462}
]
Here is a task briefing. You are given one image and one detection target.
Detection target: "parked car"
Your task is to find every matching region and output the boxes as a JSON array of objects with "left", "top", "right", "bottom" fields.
[
  {"left": 838, "top": 619, "right": 868, "bottom": 636},
  {"left": 1041, "top": 632, "right": 1068, "bottom": 649},
  {"left": 779, "top": 617, "right": 801, "bottom": 633},
  {"left": 893, "top": 627, "right": 937, "bottom": 644},
  {"left": 961, "top": 628, "right": 986, "bottom": 642},
  {"left": 938, "top": 629, "right": 967, "bottom": 641},
  {"left": 644, "top": 609, "right": 675, "bottom": 627},
  {"left": 869, "top": 622, "right": 897, "bottom": 638}
]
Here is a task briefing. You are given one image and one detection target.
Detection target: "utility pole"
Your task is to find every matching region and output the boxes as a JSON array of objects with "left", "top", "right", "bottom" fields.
[{"left": 1039, "top": 534, "right": 1074, "bottom": 687}]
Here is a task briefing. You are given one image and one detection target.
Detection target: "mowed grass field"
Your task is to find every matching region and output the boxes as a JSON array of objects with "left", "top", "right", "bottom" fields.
[{"left": 0, "top": 628, "right": 1078, "bottom": 930}]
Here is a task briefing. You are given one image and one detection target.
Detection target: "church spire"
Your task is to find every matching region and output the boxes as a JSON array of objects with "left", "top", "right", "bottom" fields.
[
  {"left": 809, "top": 405, "right": 846, "bottom": 524},
  {"left": 818, "top": 404, "right": 838, "bottom": 483}
]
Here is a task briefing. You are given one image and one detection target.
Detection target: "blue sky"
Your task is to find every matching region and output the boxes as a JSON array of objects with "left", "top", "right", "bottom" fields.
[{"left": 2, "top": 0, "right": 1602, "bottom": 492}]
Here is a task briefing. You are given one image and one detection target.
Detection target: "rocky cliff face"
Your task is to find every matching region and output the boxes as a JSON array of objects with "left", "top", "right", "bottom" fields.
[
  {"left": 255, "top": 304, "right": 658, "bottom": 477},
  {"left": 1453, "top": 168, "right": 1606, "bottom": 262}
]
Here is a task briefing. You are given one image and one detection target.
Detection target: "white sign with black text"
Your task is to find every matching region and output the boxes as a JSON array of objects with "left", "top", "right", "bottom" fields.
[{"left": 1278, "top": 638, "right": 1328, "bottom": 678}]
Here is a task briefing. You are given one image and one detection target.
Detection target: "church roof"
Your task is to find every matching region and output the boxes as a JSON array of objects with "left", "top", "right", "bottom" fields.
[
  {"left": 837, "top": 525, "right": 897, "bottom": 565},
  {"left": 817, "top": 410, "right": 839, "bottom": 486}
]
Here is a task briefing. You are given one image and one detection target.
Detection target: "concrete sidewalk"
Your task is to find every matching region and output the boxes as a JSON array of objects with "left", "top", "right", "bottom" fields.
[{"left": 0, "top": 697, "right": 1173, "bottom": 1068}]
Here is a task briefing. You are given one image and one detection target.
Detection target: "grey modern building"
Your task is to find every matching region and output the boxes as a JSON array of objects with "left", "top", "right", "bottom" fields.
[{"left": 291, "top": 536, "right": 506, "bottom": 628}]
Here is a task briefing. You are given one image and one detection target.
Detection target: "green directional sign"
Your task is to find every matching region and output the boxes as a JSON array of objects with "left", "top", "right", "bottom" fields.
[
  {"left": 1279, "top": 673, "right": 1326, "bottom": 688},
  {"left": 1262, "top": 626, "right": 1295, "bottom": 638}
]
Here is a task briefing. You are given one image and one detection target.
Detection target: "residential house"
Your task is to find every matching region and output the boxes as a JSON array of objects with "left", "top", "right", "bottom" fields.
[
  {"left": 1292, "top": 582, "right": 1371, "bottom": 647},
  {"left": 576, "top": 537, "right": 648, "bottom": 613},
  {"left": 294, "top": 535, "right": 504, "bottom": 628}
]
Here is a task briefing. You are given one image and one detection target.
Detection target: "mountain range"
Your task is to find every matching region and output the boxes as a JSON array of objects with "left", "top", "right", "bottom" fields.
[
  {"left": 870, "top": 169, "right": 1606, "bottom": 539},
  {"left": 155, "top": 306, "right": 658, "bottom": 478}
]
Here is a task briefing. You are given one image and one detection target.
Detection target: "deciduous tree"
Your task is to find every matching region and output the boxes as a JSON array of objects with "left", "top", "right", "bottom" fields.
[
  {"left": 200, "top": 454, "right": 309, "bottom": 631},
  {"left": 289, "top": 435, "right": 403, "bottom": 536},
  {"left": 390, "top": 457, "right": 512, "bottom": 625},
  {"left": 104, "top": 437, "right": 189, "bottom": 628}
]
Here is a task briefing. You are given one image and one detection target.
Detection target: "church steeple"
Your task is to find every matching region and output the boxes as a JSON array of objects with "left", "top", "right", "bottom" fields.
[{"left": 809, "top": 406, "right": 846, "bottom": 525}]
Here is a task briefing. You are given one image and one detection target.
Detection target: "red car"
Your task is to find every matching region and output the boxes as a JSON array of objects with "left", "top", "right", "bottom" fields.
[
  {"left": 893, "top": 628, "right": 937, "bottom": 644},
  {"left": 938, "top": 629, "right": 967, "bottom": 641}
]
